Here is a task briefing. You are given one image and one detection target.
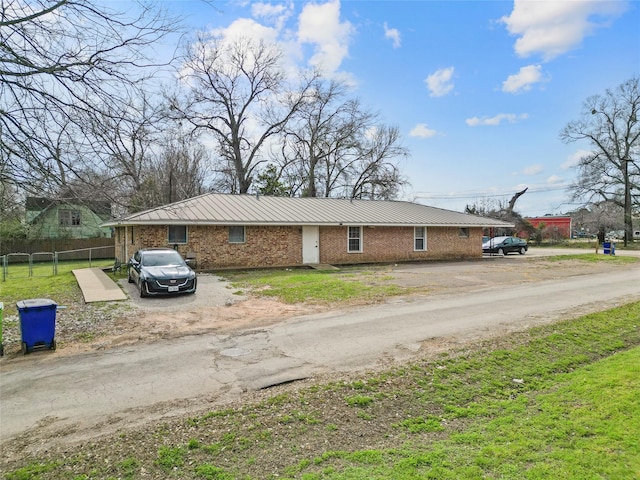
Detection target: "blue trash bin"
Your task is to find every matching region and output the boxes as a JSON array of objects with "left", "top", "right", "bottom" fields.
[
  {"left": 603, "top": 242, "right": 611, "bottom": 255},
  {"left": 17, "top": 298, "right": 57, "bottom": 355}
]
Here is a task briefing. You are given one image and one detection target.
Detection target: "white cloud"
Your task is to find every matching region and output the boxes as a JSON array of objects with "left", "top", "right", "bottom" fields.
[
  {"left": 425, "top": 67, "right": 455, "bottom": 97},
  {"left": 210, "top": 18, "right": 280, "bottom": 46},
  {"left": 562, "top": 149, "right": 592, "bottom": 169},
  {"left": 297, "top": 0, "right": 354, "bottom": 77},
  {"left": 185, "top": 19, "right": 284, "bottom": 84},
  {"left": 523, "top": 164, "right": 543, "bottom": 175},
  {"left": 410, "top": 123, "right": 437, "bottom": 138},
  {"left": 364, "top": 125, "right": 379, "bottom": 140},
  {"left": 466, "top": 113, "right": 529, "bottom": 127},
  {"left": 383, "top": 22, "right": 401, "bottom": 48},
  {"left": 547, "top": 174, "right": 563, "bottom": 184},
  {"left": 500, "top": 0, "right": 627, "bottom": 61},
  {"left": 251, "top": 1, "right": 294, "bottom": 30},
  {"left": 502, "top": 64, "right": 547, "bottom": 93}
]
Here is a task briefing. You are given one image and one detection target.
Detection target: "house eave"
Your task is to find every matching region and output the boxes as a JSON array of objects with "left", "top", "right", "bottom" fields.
[{"left": 103, "top": 220, "right": 514, "bottom": 229}]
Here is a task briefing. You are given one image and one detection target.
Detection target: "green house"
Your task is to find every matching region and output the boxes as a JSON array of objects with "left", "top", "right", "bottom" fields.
[{"left": 26, "top": 197, "right": 113, "bottom": 239}]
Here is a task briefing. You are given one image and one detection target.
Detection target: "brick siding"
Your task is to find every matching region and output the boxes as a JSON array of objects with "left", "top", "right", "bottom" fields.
[
  {"left": 320, "top": 226, "right": 481, "bottom": 264},
  {"left": 115, "top": 225, "right": 482, "bottom": 270}
]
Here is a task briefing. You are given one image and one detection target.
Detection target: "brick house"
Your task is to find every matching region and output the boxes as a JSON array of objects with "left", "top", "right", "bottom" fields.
[{"left": 103, "top": 193, "right": 513, "bottom": 270}]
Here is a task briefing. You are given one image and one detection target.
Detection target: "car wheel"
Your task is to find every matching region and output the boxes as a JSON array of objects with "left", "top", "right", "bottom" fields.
[
  {"left": 139, "top": 280, "right": 148, "bottom": 298},
  {"left": 519, "top": 247, "right": 526, "bottom": 255},
  {"left": 498, "top": 248, "right": 505, "bottom": 256}
]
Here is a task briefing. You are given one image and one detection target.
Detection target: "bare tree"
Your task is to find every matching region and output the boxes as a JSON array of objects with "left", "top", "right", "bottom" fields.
[
  {"left": 464, "top": 188, "right": 530, "bottom": 236},
  {"left": 278, "top": 80, "right": 408, "bottom": 199},
  {"left": 77, "top": 92, "right": 163, "bottom": 213},
  {"left": 560, "top": 77, "right": 640, "bottom": 245},
  {"left": 170, "top": 35, "right": 315, "bottom": 194},
  {"left": 278, "top": 80, "right": 361, "bottom": 197},
  {"left": 0, "top": 170, "right": 21, "bottom": 225},
  {"left": 144, "top": 130, "right": 210, "bottom": 207},
  {"left": 569, "top": 202, "right": 624, "bottom": 239},
  {"left": 347, "top": 125, "right": 408, "bottom": 199},
  {"left": 506, "top": 187, "right": 528, "bottom": 215},
  {"left": 83, "top": 97, "right": 211, "bottom": 213},
  {"left": 0, "top": 0, "right": 179, "bottom": 198}
]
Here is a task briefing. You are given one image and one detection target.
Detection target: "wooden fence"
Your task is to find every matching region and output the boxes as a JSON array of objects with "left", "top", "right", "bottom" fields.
[{"left": 0, "top": 238, "right": 115, "bottom": 257}]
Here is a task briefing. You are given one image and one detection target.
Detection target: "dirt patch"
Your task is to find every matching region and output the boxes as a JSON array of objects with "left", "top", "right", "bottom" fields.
[
  {"left": 0, "top": 274, "right": 321, "bottom": 357},
  {"left": 59, "top": 298, "right": 320, "bottom": 355}
]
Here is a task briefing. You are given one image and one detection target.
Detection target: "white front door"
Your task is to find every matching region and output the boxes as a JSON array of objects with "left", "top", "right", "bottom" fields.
[{"left": 302, "top": 226, "right": 319, "bottom": 264}]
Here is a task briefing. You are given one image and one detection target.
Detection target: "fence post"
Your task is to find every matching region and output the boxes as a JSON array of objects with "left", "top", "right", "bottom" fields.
[{"left": 54, "top": 251, "right": 58, "bottom": 276}]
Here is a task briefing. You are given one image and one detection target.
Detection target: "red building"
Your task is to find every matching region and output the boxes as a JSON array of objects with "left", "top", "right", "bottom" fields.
[{"left": 524, "top": 216, "right": 572, "bottom": 239}]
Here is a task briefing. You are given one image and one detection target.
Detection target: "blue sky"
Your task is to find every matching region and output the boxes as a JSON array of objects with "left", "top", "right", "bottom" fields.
[{"left": 162, "top": 0, "right": 639, "bottom": 216}]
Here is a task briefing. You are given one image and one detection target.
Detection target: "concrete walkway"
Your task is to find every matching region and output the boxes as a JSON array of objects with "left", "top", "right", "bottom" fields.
[{"left": 72, "top": 268, "right": 127, "bottom": 303}]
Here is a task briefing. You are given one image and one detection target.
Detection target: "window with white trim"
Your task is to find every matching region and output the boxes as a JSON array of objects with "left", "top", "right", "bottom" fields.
[
  {"left": 348, "top": 226, "right": 362, "bottom": 252},
  {"left": 459, "top": 227, "right": 469, "bottom": 238},
  {"left": 59, "top": 209, "right": 81, "bottom": 227},
  {"left": 414, "top": 226, "right": 427, "bottom": 251},
  {"left": 168, "top": 225, "right": 187, "bottom": 244},
  {"left": 229, "top": 226, "right": 245, "bottom": 243}
]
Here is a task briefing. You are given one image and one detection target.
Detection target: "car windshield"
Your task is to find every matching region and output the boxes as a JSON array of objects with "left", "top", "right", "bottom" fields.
[
  {"left": 141, "top": 251, "right": 186, "bottom": 267},
  {"left": 483, "top": 237, "right": 508, "bottom": 245}
]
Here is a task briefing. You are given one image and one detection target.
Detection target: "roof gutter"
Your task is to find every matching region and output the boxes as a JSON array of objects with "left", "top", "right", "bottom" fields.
[{"left": 102, "top": 220, "right": 514, "bottom": 228}]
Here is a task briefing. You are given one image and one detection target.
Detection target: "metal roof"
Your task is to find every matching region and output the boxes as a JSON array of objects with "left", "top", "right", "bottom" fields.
[{"left": 103, "top": 193, "right": 514, "bottom": 228}]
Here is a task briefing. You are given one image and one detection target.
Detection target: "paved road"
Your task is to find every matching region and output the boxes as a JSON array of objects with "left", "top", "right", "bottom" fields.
[{"left": 1, "top": 255, "right": 639, "bottom": 448}]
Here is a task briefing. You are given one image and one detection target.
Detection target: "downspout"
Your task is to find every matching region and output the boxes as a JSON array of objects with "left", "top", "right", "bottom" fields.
[{"left": 124, "top": 225, "right": 129, "bottom": 264}]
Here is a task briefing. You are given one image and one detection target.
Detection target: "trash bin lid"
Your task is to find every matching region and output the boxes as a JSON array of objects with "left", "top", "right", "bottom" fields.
[{"left": 16, "top": 298, "right": 58, "bottom": 310}]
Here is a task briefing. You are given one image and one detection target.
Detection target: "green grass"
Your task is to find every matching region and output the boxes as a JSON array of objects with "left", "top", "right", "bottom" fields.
[
  {"left": 540, "top": 252, "right": 639, "bottom": 264},
  {"left": 0, "top": 260, "right": 120, "bottom": 316},
  {"left": 223, "top": 255, "right": 639, "bottom": 305},
  {"left": 3, "top": 462, "right": 60, "bottom": 480},
  {"left": 445, "top": 348, "right": 640, "bottom": 479},
  {"left": 533, "top": 240, "right": 640, "bottom": 250},
  {"left": 224, "top": 268, "right": 405, "bottom": 304},
  {"left": 5, "top": 301, "right": 639, "bottom": 479},
  {"left": 315, "top": 348, "right": 640, "bottom": 479},
  {"left": 293, "top": 327, "right": 639, "bottom": 477},
  {"left": 2, "top": 258, "right": 114, "bottom": 277}
]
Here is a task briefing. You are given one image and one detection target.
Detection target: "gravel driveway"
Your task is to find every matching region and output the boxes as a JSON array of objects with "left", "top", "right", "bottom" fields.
[{"left": 120, "top": 273, "right": 246, "bottom": 311}]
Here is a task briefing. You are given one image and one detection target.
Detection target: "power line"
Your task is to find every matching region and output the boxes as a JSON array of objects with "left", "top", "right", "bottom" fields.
[{"left": 412, "top": 184, "right": 571, "bottom": 200}]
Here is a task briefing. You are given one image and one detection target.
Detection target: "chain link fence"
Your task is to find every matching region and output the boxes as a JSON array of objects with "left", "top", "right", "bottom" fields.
[{"left": 1, "top": 245, "right": 115, "bottom": 281}]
